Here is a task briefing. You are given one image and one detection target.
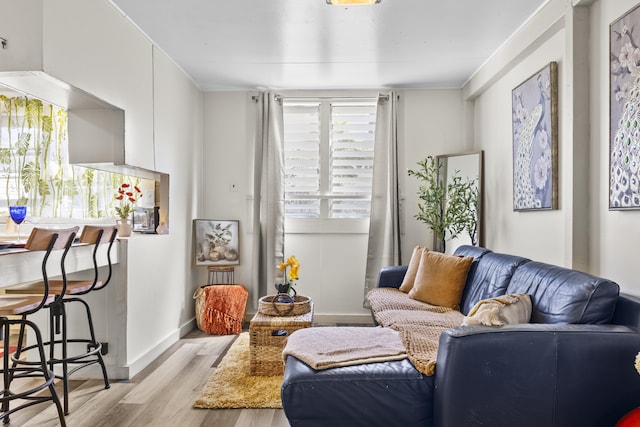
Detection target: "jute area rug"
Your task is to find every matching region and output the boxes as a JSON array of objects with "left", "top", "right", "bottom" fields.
[{"left": 193, "top": 332, "right": 283, "bottom": 409}]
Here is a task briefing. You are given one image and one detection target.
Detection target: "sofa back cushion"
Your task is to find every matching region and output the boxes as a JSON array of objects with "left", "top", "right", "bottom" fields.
[
  {"left": 506, "top": 261, "right": 620, "bottom": 324},
  {"left": 453, "top": 245, "right": 491, "bottom": 260},
  {"left": 458, "top": 252, "right": 530, "bottom": 315}
]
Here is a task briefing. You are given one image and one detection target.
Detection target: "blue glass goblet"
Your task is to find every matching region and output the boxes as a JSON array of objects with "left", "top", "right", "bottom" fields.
[{"left": 9, "top": 206, "right": 27, "bottom": 242}]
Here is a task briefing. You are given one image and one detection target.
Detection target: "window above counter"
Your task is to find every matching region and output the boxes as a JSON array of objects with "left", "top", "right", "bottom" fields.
[{"left": 0, "top": 93, "right": 156, "bottom": 219}]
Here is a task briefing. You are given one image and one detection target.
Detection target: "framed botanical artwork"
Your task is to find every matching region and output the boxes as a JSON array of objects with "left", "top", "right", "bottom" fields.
[
  {"left": 512, "top": 61, "right": 558, "bottom": 211},
  {"left": 610, "top": 4, "right": 640, "bottom": 209},
  {"left": 193, "top": 219, "right": 240, "bottom": 266}
]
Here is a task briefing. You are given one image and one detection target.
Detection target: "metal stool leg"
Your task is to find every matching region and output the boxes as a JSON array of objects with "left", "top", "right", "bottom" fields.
[
  {"left": 48, "top": 297, "right": 110, "bottom": 415},
  {"left": 75, "top": 298, "right": 109, "bottom": 389},
  {"left": 2, "top": 321, "right": 10, "bottom": 423},
  {"left": 1, "top": 317, "right": 66, "bottom": 426}
]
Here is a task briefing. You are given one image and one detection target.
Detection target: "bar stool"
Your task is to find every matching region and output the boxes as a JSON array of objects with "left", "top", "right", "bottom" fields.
[
  {"left": 1, "top": 226, "right": 78, "bottom": 426},
  {"left": 7, "top": 225, "right": 117, "bottom": 415}
]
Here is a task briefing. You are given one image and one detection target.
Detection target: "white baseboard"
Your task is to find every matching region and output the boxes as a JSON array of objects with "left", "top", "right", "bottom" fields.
[
  {"left": 310, "top": 313, "right": 374, "bottom": 325},
  {"left": 102, "top": 318, "right": 197, "bottom": 380}
]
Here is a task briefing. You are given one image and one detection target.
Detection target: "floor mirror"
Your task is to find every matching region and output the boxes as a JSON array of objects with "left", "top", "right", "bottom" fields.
[{"left": 435, "top": 150, "right": 484, "bottom": 254}]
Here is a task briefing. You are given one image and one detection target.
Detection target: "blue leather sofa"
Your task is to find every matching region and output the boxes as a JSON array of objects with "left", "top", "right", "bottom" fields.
[{"left": 281, "top": 246, "right": 640, "bottom": 427}]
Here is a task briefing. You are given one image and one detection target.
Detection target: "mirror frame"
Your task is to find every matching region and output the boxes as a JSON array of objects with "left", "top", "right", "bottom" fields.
[{"left": 435, "top": 150, "right": 484, "bottom": 253}]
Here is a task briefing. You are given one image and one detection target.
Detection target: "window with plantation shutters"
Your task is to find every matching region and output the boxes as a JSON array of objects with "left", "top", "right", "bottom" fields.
[{"left": 283, "top": 98, "right": 377, "bottom": 220}]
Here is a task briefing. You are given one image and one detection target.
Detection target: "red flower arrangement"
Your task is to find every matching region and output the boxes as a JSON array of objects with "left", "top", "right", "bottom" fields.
[{"left": 114, "top": 183, "right": 143, "bottom": 219}]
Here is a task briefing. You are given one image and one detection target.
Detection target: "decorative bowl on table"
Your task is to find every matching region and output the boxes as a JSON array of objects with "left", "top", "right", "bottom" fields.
[{"left": 258, "top": 295, "right": 311, "bottom": 316}]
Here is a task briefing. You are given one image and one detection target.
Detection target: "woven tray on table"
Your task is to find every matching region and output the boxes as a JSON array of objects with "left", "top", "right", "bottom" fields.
[{"left": 258, "top": 294, "right": 311, "bottom": 316}]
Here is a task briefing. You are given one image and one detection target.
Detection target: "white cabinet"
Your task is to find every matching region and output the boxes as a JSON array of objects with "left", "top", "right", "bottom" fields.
[
  {"left": 0, "top": 0, "right": 43, "bottom": 72},
  {"left": 0, "top": 0, "right": 155, "bottom": 172}
]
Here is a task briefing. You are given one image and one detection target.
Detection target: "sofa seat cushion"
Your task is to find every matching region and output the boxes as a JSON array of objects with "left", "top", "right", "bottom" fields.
[
  {"left": 282, "top": 356, "right": 434, "bottom": 427},
  {"left": 506, "top": 261, "right": 620, "bottom": 324},
  {"left": 282, "top": 327, "right": 407, "bottom": 370}
]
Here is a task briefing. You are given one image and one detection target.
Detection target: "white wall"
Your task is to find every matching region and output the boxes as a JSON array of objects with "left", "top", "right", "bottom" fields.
[
  {"left": 201, "top": 92, "right": 254, "bottom": 300},
  {"left": 400, "top": 90, "right": 469, "bottom": 259},
  {"left": 471, "top": 29, "right": 567, "bottom": 264},
  {"left": 122, "top": 47, "right": 203, "bottom": 374}
]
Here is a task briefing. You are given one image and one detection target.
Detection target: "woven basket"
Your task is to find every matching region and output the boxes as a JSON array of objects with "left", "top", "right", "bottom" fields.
[{"left": 258, "top": 294, "right": 311, "bottom": 316}]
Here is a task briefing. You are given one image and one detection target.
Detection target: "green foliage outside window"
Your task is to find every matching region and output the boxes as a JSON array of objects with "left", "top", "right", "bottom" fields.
[{"left": 0, "top": 95, "right": 146, "bottom": 219}]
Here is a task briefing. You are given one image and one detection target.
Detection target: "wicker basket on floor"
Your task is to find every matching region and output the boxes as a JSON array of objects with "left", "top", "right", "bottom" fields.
[{"left": 258, "top": 294, "right": 311, "bottom": 316}]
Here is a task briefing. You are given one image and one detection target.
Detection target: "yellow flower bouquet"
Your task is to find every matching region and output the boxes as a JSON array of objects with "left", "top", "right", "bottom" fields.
[{"left": 275, "top": 255, "right": 300, "bottom": 299}]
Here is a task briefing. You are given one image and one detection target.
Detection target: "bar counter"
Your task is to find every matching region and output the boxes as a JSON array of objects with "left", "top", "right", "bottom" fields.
[{"left": 0, "top": 241, "right": 119, "bottom": 288}]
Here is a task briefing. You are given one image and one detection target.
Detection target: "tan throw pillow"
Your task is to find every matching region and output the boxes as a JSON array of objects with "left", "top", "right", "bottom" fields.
[
  {"left": 462, "top": 294, "right": 532, "bottom": 326},
  {"left": 399, "top": 246, "right": 425, "bottom": 293},
  {"left": 408, "top": 251, "right": 473, "bottom": 309}
]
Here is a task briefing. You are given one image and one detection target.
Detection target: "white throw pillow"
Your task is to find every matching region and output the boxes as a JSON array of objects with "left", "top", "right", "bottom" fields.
[{"left": 462, "top": 294, "right": 532, "bottom": 326}]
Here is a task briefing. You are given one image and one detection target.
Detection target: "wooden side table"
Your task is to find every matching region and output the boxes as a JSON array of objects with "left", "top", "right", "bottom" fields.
[{"left": 249, "top": 302, "right": 314, "bottom": 376}]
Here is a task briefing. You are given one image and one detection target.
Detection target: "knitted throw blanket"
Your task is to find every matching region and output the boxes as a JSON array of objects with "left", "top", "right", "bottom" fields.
[
  {"left": 367, "top": 287, "right": 464, "bottom": 375},
  {"left": 193, "top": 285, "right": 248, "bottom": 335},
  {"left": 282, "top": 327, "right": 407, "bottom": 370}
]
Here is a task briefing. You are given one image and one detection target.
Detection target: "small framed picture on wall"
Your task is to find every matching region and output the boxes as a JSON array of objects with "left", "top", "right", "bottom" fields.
[{"left": 193, "top": 219, "right": 240, "bottom": 266}]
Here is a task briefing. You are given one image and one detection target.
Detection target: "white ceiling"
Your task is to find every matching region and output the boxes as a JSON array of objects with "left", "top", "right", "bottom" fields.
[{"left": 109, "top": 0, "right": 547, "bottom": 92}]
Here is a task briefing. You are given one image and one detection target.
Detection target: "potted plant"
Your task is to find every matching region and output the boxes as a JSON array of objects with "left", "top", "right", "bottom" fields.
[
  {"left": 275, "top": 255, "right": 300, "bottom": 302},
  {"left": 114, "top": 183, "right": 142, "bottom": 237}
]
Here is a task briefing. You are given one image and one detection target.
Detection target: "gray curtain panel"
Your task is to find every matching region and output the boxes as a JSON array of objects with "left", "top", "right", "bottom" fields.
[
  {"left": 363, "top": 92, "right": 401, "bottom": 307},
  {"left": 250, "top": 93, "right": 285, "bottom": 310}
]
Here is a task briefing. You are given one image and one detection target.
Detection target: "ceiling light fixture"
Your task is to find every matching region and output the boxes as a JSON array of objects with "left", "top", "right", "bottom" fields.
[{"left": 326, "top": 0, "right": 380, "bottom": 5}]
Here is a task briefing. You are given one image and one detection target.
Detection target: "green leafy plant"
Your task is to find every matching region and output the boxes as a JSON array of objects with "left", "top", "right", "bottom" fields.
[
  {"left": 0, "top": 94, "right": 150, "bottom": 219},
  {"left": 408, "top": 156, "right": 478, "bottom": 251}
]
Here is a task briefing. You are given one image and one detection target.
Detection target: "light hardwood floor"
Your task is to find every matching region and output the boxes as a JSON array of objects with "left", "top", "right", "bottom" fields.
[{"left": 9, "top": 328, "right": 292, "bottom": 427}]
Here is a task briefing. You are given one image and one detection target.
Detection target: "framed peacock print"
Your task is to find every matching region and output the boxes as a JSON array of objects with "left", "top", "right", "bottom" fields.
[
  {"left": 610, "top": 4, "right": 640, "bottom": 209},
  {"left": 512, "top": 62, "right": 558, "bottom": 211}
]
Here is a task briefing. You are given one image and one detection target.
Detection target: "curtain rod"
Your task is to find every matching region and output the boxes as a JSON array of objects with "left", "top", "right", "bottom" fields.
[
  {"left": 275, "top": 94, "right": 390, "bottom": 101},
  {"left": 251, "top": 94, "right": 394, "bottom": 102}
]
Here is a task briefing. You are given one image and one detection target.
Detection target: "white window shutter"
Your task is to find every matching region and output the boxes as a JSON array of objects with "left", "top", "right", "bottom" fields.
[{"left": 283, "top": 98, "right": 376, "bottom": 219}]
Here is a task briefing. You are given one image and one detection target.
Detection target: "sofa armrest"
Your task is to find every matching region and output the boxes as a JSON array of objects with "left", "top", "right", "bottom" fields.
[
  {"left": 377, "top": 265, "right": 407, "bottom": 289},
  {"left": 434, "top": 324, "right": 640, "bottom": 427}
]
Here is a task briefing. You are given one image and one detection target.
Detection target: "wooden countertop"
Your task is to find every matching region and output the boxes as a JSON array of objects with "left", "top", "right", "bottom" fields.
[{"left": 0, "top": 241, "right": 119, "bottom": 288}]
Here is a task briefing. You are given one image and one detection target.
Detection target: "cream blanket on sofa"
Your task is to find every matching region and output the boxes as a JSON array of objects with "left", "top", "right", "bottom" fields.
[
  {"left": 282, "top": 326, "right": 407, "bottom": 370},
  {"left": 368, "top": 288, "right": 465, "bottom": 375},
  {"left": 282, "top": 288, "right": 464, "bottom": 376}
]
